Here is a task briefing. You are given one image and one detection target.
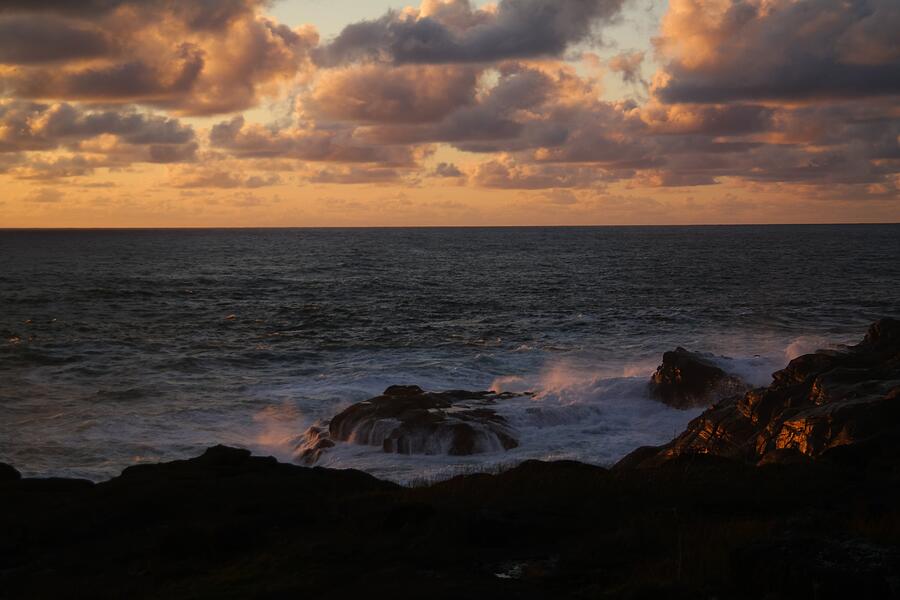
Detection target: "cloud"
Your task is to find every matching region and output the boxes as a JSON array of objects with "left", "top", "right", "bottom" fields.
[
  {"left": 0, "top": 0, "right": 269, "bottom": 31},
  {"left": 653, "top": 0, "right": 900, "bottom": 103},
  {"left": 641, "top": 103, "right": 774, "bottom": 136},
  {"left": 316, "top": 0, "right": 625, "bottom": 66},
  {"left": 3, "top": 0, "right": 899, "bottom": 208},
  {"left": 308, "top": 166, "right": 406, "bottom": 184},
  {"left": 0, "top": 153, "right": 24, "bottom": 173},
  {"left": 358, "top": 63, "right": 584, "bottom": 148},
  {"left": 0, "top": 1, "right": 317, "bottom": 115},
  {"left": 541, "top": 189, "right": 579, "bottom": 204},
  {"left": 209, "top": 115, "right": 417, "bottom": 166},
  {"left": 608, "top": 51, "right": 645, "bottom": 86},
  {"left": 310, "top": 64, "right": 479, "bottom": 124},
  {"left": 0, "top": 104, "right": 196, "bottom": 156},
  {"left": 0, "top": 101, "right": 197, "bottom": 175},
  {"left": 0, "top": 15, "right": 110, "bottom": 65},
  {"left": 431, "top": 162, "right": 464, "bottom": 177},
  {"left": 23, "top": 187, "right": 66, "bottom": 203},
  {"left": 472, "top": 157, "right": 610, "bottom": 189},
  {"left": 169, "top": 166, "right": 281, "bottom": 189}
]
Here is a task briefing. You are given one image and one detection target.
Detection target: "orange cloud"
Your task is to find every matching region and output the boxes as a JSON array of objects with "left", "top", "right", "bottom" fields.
[{"left": 0, "top": 0, "right": 317, "bottom": 115}]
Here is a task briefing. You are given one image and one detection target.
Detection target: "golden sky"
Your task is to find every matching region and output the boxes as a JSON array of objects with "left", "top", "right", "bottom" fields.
[{"left": 1, "top": 0, "right": 898, "bottom": 227}]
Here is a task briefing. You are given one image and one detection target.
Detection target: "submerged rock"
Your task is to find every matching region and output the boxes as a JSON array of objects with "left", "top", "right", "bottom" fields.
[
  {"left": 649, "top": 347, "right": 749, "bottom": 408},
  {"left": 621, "top": 318, "right": 900, "bottom": 468},
  {"left": 298, "top": 385, "right": 521, "bottom": 464}
]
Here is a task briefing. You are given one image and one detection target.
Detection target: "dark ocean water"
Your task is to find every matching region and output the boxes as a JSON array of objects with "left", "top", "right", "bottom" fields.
[{"left": 2, "top": 225, "right": 899, "bottom": 481}]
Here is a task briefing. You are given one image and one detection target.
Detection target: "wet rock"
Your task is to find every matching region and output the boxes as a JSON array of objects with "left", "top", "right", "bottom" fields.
[
  {"left": 622, "top": 318, "right": 900, "bottom": 468},
  {"left": 0, "top": 462, "right": 21, "bottom": 482},
  {"left": 295, "top": 426, "right": 335, "bottom": 465},
  {"left": 316, "top": 386, "right": 520, "bottom": 460},
  {"left": 649, "top": 347, "right": 749, "bottom": 408}
]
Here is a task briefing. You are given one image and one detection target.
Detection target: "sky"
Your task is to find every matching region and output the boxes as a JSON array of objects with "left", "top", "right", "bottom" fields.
[{"left": 0, "top": 0, "right": 898, "bottom": 227}]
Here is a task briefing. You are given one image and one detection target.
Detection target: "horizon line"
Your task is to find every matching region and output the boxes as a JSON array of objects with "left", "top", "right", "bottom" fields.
[{"left": 1, "top": 222, "right": 899, "bottom": 231}]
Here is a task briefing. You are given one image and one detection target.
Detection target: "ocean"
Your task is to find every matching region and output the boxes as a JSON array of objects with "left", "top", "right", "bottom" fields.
[{"left": 2, "top": 225, "right": 898, "bottom": 482}]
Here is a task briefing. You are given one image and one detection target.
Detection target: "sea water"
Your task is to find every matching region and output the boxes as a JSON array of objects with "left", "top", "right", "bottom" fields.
[{"left": 2, "top": 225, "right": 898, "bottom": 481}]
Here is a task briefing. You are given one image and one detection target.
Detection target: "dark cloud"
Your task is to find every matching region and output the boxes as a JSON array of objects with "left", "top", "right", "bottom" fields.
[
  {"left": 654, "top": 0, "right": 900, "bottom": 103},
  {"left": 310, "top": 65, "right": 479, "bottom": 124},
  {"left": 0, "top": 0, "right": 268, "bottom": 31},
  {"left": 0, "top": 101, "right": 197, "bottom": 177},
  {"left": 0, "top": 1, "right": 126, "bottom": 16},
  {"left": 146, "top": 143, "right": 198, "bottom": 164},
  {"left": 358, "top": 66, "right": 560, "bottom": 146},
  {"left": 0, "top": 15, "right": 110, "bottom": 65},
  {"left": 642, "top": 104, "right": 775, "bottom": 136},
  {"left": 316, "top": 0, "right": 625, "bottom": 66},
  {"left": 209, "top": 115, "right": 416, "bottom": 166},
  {"left": 531, "top": 106, "right": 656, "bottom": 168},
  {"left": 472, "top": 159, "right": 610, "bottom": 189},
  {"left": 10, "top": 46, "right": 205, "bottom": 103},
  {"left": 432, "top": 162, "right": 463, "bottom": 177},
  {"left": 0, "top": 1, "right": 315, "bottom": 115},
  {"left": 0, "top": 101, "right": 195, "bottom": 152}
]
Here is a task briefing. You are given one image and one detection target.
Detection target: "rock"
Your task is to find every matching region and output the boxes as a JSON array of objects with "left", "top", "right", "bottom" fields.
[
  {"left": 198, "top": 444, "right": 252, "bottom": 466},
  {"left": 649, "top": 347, "right": 749, "bottom": 408},
  {"left": 295, "top": 426, "right": 335, "bottom": 465},
  {"left": 3, "top": 443, "right": 900, "bottom": 598},
  {"left": 0, "top": 462, "right": 21, "bottom": 482},
  {"left": 756, "top": 447, "right": 813, "bottom": 466},
  {"left": 611, "top": 445, "right": 663, "bottom": 471},
  {"left": 309, "top": 386, "right": 520, "bottom": 461},
  {"left": 623, "top": 318, "right": 900, "bottom": 468}
]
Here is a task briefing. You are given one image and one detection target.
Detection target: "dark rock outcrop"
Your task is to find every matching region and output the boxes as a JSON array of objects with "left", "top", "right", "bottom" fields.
[
  {"left": 0, "top": 462, "right": 21, "bottom": 482},
  {"left": 622, "top": 318, "right": 900, "bottom": 467},
  {"left": 3, "top": 444, "right": 900, "bottom": 599},
  {"left": 298, "top": 385, "right": 520, "bottom": 463},
  {"left": 649, "top": 347, "right": 749, "bottom": 408}
]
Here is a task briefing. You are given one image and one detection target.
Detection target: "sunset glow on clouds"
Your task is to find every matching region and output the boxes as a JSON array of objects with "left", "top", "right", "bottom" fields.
[{"left": 1, "top": 0, "right": 898, "bottom": 226}]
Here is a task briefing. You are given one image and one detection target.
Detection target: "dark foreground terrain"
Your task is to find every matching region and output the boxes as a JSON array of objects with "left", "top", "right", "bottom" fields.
[{"left": 2, "top": 320, "right": 899, "bottom": 599}]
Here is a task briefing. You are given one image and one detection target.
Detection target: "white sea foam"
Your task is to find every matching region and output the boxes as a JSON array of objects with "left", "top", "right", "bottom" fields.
[
  {"left": 261, "top": 360, "right": 702, "bottom": 484},
  {"left": 259, "top": 337, "right": 829, "bottom": 485}
]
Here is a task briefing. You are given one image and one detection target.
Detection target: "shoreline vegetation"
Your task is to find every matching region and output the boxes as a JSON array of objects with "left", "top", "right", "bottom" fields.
[{"left": 2, "top": 320, "right": 899, "bottom": 598}]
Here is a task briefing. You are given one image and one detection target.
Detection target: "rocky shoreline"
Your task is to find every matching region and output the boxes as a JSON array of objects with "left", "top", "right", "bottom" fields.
[
  {"left": 2, "top": 319, "right": 899, "bottom": 599},
  {"left": 624, "top": 318, "right": 900, "bottom": 468}
]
